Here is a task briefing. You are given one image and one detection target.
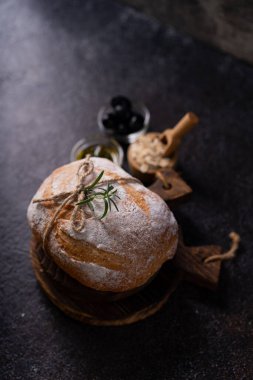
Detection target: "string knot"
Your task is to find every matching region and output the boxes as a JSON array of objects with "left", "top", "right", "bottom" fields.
[{"left": 33, "top": 156, "right": 140, "bottom": 250}]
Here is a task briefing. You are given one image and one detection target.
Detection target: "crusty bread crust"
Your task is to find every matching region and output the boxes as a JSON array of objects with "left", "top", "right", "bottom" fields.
[{"left": 27, "top": 158, "right": 178, "bottom": 292}]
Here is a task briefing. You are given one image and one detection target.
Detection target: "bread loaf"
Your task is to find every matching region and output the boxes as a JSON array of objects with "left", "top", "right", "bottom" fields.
[{"left": 27, "top": 158, "right": 178, "bottom": 292}]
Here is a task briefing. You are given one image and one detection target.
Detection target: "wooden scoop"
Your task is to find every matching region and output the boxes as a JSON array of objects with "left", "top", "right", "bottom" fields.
[
  {"left": 160, "top": 112, "right": 199, "bottom": 157},
  {"left": 127, "top": 112, "right": 199, "bottom": 185}
]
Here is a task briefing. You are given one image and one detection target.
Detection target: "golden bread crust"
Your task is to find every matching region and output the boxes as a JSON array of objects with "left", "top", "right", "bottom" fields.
[{"left": 27, "top": 158, "right": 178, "bottom": 292}]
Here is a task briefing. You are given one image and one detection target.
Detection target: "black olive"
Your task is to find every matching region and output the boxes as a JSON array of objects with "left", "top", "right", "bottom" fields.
[
  {"left": 116, "top": 109, "right": 132, "bottom": 124},
  {"left": 129, "top": 113, "right": 144, "bottom": 133},
  {"left": 117, "top": 123, "right": 129, "bottom": 135},
  {"left": 102, "top": 113, "right": 118, "bottom": 130},
  {"left": 110, "top": 96, "right": 132, "bottom": 112}
]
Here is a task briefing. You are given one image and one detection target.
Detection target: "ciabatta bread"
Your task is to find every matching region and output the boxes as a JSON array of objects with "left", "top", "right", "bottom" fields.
[{"left": 27, "top": 158, "right": 178, "bottom": 292}]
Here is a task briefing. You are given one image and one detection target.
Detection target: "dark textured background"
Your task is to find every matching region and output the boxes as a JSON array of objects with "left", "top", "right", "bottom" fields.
[
  {"left": 118, "top": 0, "right": 253, "bottom": 64},
  {"left": 0, "top": 0, "right": 253, "bottom": 379}
]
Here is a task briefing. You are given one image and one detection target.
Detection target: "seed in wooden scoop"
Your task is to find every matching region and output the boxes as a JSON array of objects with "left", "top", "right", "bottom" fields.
[
  {"left": 140, "top": 163, "right": 149, "bottom": 173},
  {"left": 160, "top": 158, "right": 171, "bottom": 168},
  {"left": 130, "top": 134, "right": 173, "bottom": 173}
]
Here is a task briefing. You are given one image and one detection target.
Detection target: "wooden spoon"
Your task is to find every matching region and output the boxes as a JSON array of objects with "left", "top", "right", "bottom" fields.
[
  {"left": 127, "top": 112, "right": 199, "bottom": 185},
  {"left": 160, "top": 112, "right": 199, "bottom": 157}
]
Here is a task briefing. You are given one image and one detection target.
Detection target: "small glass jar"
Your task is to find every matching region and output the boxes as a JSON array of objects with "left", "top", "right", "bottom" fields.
[
  {"left": 98, "top": 100, "right": 150, "bottom": 144},
  {"left": 70, "top": 134, "right": 124, "bottom": 167}
]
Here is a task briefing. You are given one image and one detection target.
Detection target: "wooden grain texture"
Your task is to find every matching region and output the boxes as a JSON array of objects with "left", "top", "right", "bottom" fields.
[
  {"left": 30, "top": 230, "right": 222, "bottom": 325},
  {"left": 148, "top": 168, "right": 192, "bottom": 204},
  {"left": 30, "top": 238, "right": 182, "bottom": 326},
  {"left": 173, "top": 240, "right": 222, "bottom": 290}
]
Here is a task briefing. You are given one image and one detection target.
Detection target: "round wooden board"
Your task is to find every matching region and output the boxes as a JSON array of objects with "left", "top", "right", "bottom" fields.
[{"left": 30, "top": 239, "right": 182, "bottom": 326}]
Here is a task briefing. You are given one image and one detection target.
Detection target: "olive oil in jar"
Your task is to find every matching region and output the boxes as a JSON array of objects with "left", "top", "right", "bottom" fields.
[
  {"left": 70, "top": 136, "right": 123, "bottom": 166},
  {"left": 75, "top": 144, "right": 118, "bottom": 162}
]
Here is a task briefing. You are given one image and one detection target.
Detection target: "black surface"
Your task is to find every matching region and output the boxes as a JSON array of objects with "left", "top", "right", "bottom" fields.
[{"left": 0, "top": 1, "right": 253, "bottom": 379}]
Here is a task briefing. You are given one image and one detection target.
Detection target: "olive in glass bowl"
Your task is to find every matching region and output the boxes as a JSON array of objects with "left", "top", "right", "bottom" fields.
[{"left": 98, "top": 96, "right": 150, "bottom": 144}]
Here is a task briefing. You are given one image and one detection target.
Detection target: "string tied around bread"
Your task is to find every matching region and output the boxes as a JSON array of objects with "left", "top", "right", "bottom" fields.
[
  {"left": 204, "top": 232, "right": 240, "bottom": 264},
  {"left": 33, "top": 156, "right": 141, "bottom": 250}
]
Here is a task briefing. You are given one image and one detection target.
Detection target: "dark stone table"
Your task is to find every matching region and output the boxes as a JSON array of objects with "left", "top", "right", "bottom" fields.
[{"left": 0, "top": 0, "right": 252, "bottom": 379}]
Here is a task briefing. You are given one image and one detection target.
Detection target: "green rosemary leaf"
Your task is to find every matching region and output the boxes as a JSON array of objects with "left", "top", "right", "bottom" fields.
[
  {"left": 108, "top": 197, "right": 112, "bottom": 211},
  {"left": 110, "top": 198, "right": 119, "bottom": 212},
  {"left": 85, "top": 171, "right": 104, "bottom": 190},
  {"left": 76, "top": 195, "right": 95, "bottom": 205},
  {"left": 100, "top": 199, "right": 109, "bottom": 219},
  {"left": 87, "top": 201, "right": 94, "bottom": 212},
  {"left": 76, "top": 169, "right": 120, "bottom": 220}
]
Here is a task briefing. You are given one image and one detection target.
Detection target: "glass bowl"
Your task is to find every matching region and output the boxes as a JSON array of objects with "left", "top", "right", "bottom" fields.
[
  {"left": 70, "top": 134, "right": 124, "bottom": 167},
  {"left": 98, "top": 100, "right": 150, "bottom": 144}
]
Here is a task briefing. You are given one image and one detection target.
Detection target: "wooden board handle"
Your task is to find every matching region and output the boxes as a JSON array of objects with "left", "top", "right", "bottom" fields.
[
  {"left": 148, "top": 168, "right": 192, "bottom": 204},
  {"left": 173, "top": 239, "right": 222, "bottom": 290}
]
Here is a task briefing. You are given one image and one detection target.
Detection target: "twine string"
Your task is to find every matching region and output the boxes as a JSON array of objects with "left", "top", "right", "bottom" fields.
[
  {"left": 204, "top": 231, "right": 240, "bottom": 264},
  {"left": 33, "top": 156, "right": 140, "bottom": 249},
  {"left": 33, "top": 156, "right": 239, "bottom": 264}
]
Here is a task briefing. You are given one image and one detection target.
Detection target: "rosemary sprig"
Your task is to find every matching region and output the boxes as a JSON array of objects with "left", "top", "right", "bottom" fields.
[{"left": 76, "top": 171, "right": 120, "bottom": 219}]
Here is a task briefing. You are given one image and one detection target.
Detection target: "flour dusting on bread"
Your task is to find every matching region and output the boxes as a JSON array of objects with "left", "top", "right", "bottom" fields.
[{"left": 27, "top": 157, "right": 178, "bottom": 292}]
